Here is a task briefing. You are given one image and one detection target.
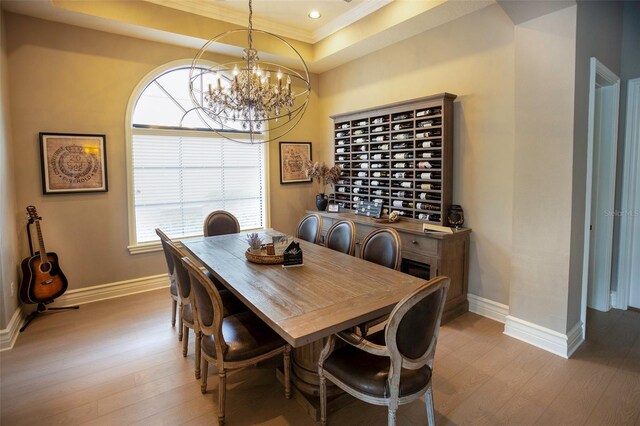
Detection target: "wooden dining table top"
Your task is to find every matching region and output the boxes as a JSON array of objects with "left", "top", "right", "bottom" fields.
[{"left": 182, "top": 229, "right": 427, "bottom": 348}]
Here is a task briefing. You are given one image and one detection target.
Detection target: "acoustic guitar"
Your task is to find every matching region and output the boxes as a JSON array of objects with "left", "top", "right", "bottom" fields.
[{"left": 20, "top": 206, "right": 68, "bottom": 304}]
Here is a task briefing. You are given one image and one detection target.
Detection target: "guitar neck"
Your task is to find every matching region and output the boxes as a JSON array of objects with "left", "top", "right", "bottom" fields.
[{"left": 35, "top": 220, "right": 49, "bottom": 266}]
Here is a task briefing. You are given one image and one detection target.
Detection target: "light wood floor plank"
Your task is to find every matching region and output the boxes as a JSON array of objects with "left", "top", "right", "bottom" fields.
[{"left": 2, "top": 290, "right": 639, "bottom": 426}]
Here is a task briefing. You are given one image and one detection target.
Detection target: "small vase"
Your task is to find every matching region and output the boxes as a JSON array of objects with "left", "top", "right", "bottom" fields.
[{"left": 316, "top": 193, "right": 328, "bottom": 211}]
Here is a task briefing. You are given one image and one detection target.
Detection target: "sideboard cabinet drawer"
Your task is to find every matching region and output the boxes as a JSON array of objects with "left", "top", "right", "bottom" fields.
[{"left": 399, "top": 233, "right": 438, "bottom": 257}]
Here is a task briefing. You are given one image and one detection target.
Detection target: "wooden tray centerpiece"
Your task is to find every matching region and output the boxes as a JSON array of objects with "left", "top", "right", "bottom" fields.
[{"left": 245, "top": 247, "right": 284, "bottom": 265}]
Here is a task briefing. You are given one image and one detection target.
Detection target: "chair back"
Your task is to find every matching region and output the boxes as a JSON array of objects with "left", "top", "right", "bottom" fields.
[
  {"left": 359, "top": 228, "right": 402, "bottom": 270},
  {"left": 204, "top": 210, "right": 240, "bottom": 237},
  {"left": 164, "top": 238, "right": 192, "bottom": 303},
  {"left": 156, "top": 228, "right": 175, "bottom": 277},
  {"left": 325, "top": 220, "right": 356, "bottom": 255},
  {"left": 385, "top": 276, "right": 449, "bottom": 370},
  {"left": 182, "top": 256, "right": 227, "bottom": 351},
  {"left": 296, "top": 214, "right": 322, "bottom": 244}
]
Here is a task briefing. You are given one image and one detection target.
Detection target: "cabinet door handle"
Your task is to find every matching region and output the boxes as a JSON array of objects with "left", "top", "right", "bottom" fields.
[{"left": 411, "top": 240, "right": 418, "bottom": 244}]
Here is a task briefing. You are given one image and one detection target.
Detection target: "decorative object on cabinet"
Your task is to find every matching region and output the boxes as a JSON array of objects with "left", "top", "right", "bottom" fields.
[
  {"left": 188, "top": 0, "right": 310, "bottom": 144},
  {"left": 447, "top": 204, "right": 465, "bottom": 229},
  {"left": 279, "top": 142, "right": 312, "bottom": 184},
  {"left": 331, "top": 93, "right": 456, "bottom": 226},
  {"left": 304, "top": 161, "right": 342, "bottom": 211},
  {"left": 39, "top": 132, "right": 108, "bottom": 194}
]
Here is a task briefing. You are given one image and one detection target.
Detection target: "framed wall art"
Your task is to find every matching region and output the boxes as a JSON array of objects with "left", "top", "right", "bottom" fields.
[
  {"left": 279, "top": 141, "right": 312, "bottom": 184},
  {"left": 39, "top": 132, "right": 108, "bottom": 194}
]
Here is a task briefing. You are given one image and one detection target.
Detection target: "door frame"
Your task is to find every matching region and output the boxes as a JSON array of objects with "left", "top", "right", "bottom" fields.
[
  {"left": 615, "top": 78, "right": 640, "bottom": 309},
  {"left": 580, "top": 57, "right": 620, "bottom": 338}
]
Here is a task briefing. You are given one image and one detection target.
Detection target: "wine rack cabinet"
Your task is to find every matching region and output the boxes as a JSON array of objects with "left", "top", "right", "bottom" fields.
[{"left": 331, "top": 93, "right": 456, "bottom": 226}]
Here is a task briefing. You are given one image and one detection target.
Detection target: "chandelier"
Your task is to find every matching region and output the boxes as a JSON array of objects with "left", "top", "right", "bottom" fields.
[{"left": 189, "top": 0, "right": 311, "bottom": 144}]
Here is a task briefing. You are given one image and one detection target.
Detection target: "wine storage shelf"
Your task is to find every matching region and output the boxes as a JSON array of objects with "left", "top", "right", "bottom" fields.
[{"left": 331, "top": 93, "right": 456, "bottom": 226}]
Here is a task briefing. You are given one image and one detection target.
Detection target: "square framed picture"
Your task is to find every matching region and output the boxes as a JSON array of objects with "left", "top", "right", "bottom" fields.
[
  {"left": 279, "top": 141, "right": 312, "bottom": 184},
  {"left": 39, "top": 132, "right": 108, "bottom": 194}
]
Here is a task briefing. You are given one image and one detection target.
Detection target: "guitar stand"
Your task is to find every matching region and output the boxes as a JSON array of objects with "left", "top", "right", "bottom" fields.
[{"left": 19, "top": 302, "right": 80, "bottom": 333}]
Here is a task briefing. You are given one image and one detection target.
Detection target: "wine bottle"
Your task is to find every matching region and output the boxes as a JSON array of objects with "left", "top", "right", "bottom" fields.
[
  {"left": 338, "top": 187, "right": 346, "bottom": 193},
  {"left": 370, "top": 180, "right": 380, "bottom": 186},
  {"left": 353, "top": 188, "right": 363, "bottom": 194},
  {"left": 392, "top": 134, "right": 411, "bottom": 141},
  {"left": 357, "top": 172, "right": 367, "bottom": 177},
  {"left": 337, "top": 140, "right": 345, "bottom": 146},
  {"left": 400, "top": 182, "right": 412, "bottom": 188},
  {"left": 416, "top": 202, "right": 439, "bottom": 211},
  {"left": 354, "top": 180, "right": 363, "bottom": 186},
  {"left": 339, "top": 123, "right": 349, "bottom": 129},
  {"left": 360, "top": 145, "right": 367, "bottom": 152},
  {"left": 373, "top": 198, "right": 384, "bottom": 204},
  {"left": 393, "top": 200, "right": 414, "bottom": 208},
  {"left": 420, "top": 183, "right": 441, "bottom": 191},
  {"left": 354, "top": 137, "right": 366, "bottom": 143},
  {"left": 372, "top": 117, "right": 384, "bottom": 124},
  {"left": 421, "top": 141, "right": 435, "bottom": 148},
  {"left": 391, "top": 190, "right": 406, "bottom": 198},
  {"left": 417, "top": 161, "right": 433, "bottom": 169},
  {"left": 419, "top": 120, "right": 435, "bottom": 127},
  {"left": 374, "top": 136, "right": 385, "bottom": 142},
  {"left": 371, "top": 153, "right": 383, "bottom": 160},
  {"left": 353, "top": 129, "right": 365, "bottom": 135},
  {"left": 353, "top": 196, "right": 361, "bottom": 201},
  {"left": 393, "top": 152, "right": 413, "bottom": 159},
  {"left": 372, "top": 126, "right": 385, "bottom": 133},
  {"left": 372, "top": 171, "right": 385, "bottom": 178},
  {"left": 421, "top": 152, "right": 440, "bottom": 158},
  {"left": 338, "top": 156, "right": 345, "bottom": 161},
  {"left": 393, "top": 172, "right": 406, "bottom": 179},
  {"left": 356, "top": 120, "right": 367, "bottom": 127},
  {"left": 417, "top": 213, "right": 430, "bottom": 220},
  {"left": 359, "top": 154, "right": 368, "bottom": 160},
  {"left": 372, "top": 189, "right": 387, "bottom": 196},
  {"left": 416, "top": 109, "right": 431, "bottom": 117},
  {"left": 359, "top": 163, "right": 369, "bottom": 169},
  {"left": 393, "top": 163, "right": 408, "bottom": 169},
  {"left": 393, "top": 113, "right": 410, "bottom": 121},
  {"left": 370, "top": 163, "right": 384, "bottom": 169}
]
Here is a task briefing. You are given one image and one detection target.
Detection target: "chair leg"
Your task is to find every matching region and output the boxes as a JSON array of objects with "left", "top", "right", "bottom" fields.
[
  {"left": 171, "top": 299, "right": 177, "bottom": 327},
  {"left": 425, "top": 384, "right": 436, "bottom": 426},
  {"left": 178, "top": 305, "right": 184, "bottom": 341},
  {"left": 201, "top": 358, "right": 209, "bottom": 394},
  {"left": 283, "top": 345, "right": 291, "bottom": 399},
  {"left": 218, "top": 369, "right": 227, "bottom": 426},
  {"left": 195, "top": 331, "right": 202, "bottom": 379},
  {"left": 182, "top": 325, "right": 189, "bottom": 357},
  {"left": 388, "top": 408, "right": 397, "bottom": 426},
  {"left": 319, "top": 371, "right": 327, "bottom": 426}
]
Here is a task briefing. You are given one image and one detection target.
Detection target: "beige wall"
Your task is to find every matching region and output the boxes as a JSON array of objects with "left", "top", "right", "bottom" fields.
[
  {"left": 510, "top": 6, "right": 577, "bottom": 333},
  {"left": 4, "top": 13, "right": 318, "bottom": 299},
  {"left": 318, "top": 4, "right": 516, "bottom": 304},
  {"left": 1, "top": 11, "right": 20, "bottom": 328}
]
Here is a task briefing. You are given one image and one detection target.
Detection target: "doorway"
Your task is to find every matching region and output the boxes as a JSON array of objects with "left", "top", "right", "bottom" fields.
[
  {"left": 580, "top": 58, "right": 621, "bottom": 339},
  {"left": 616, "top": 77, "right": 640, "bottom": 310}
]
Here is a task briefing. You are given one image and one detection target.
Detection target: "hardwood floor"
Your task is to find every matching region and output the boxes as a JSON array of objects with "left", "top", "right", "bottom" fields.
[{"left": 1, "top": 290, "right": 639, "bottom": 425}]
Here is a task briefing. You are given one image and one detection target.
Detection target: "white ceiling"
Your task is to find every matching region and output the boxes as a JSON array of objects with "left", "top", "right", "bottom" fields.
[
  {"left": 144, "top": 0, "right": 393, "bottom": 43},
  {"left": 1, "top": 0, "right": 502, "bottom": 72}
]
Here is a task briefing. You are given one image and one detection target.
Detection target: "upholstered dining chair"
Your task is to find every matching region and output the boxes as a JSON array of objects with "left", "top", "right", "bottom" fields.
[
  {"left": 156, "top": 228, "right": 179, "bottom": 328},
  {"left": 359, "top": 227, "right": 402, "bottom": 270},
  {"left": 318, "top": 276, "right": 450, "bottom": 426},
  {"left": 203, "top": 210, "right": 240, "bottom": 237},
  {"left": 325, "top": 220, "right": 356, "bottom": 255},
  {"left": 164, "top": 238, "right": 247, "bottom": 379},
  {"left": 296, "top": 213, "right": 322, "bottom": 244},
  {"left": 182, "top": 256, "right": 292, "bottom": 426}
]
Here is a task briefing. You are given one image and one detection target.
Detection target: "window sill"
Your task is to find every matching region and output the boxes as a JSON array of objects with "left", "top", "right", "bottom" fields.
[{"left": 128, "top": 229, "right": 266, "bottom": 255}]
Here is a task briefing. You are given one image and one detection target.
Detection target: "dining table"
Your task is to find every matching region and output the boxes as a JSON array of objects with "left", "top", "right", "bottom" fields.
[{"left": 182, "top": 229, "right": 429, "bottom": 420}]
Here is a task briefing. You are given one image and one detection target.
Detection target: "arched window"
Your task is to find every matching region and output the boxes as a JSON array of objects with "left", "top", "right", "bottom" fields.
[{"left": 126, "top": 61, "right": 267, "bottom": 252}]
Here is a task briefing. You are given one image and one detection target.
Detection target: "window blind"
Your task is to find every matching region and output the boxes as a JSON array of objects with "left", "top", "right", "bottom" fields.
[{"left": 132, "top": 133, "right": 265, "bottom": 244}]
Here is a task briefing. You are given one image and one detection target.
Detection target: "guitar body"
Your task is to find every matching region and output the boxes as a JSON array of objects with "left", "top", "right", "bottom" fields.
[{"left": 20, "top": 252, "right": 68, "bottom": 304}]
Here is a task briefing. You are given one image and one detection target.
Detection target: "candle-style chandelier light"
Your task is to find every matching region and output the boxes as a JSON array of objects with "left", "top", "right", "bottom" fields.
[{"left": 189, "top": 0, "right": 311, "bottom": 144}]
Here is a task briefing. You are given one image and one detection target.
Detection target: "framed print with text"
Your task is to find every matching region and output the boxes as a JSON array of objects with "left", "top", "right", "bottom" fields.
[
  {"left": 279, "top": 141, "right": 312, "bottom": 184},
  {"left": 39, "top": 132, "right": 108, "bottom": 194}
]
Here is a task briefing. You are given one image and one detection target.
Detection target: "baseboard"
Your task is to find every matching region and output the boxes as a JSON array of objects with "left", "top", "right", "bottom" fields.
[
  {"left": 504, "top": 315, "right": 584, "bottom": 358},
  {"left": 0, "top": 308, "right": 26, "bottom": 351},
  {"left": 50, "top": 273, "right": 170, "bottom": 308},
  {"left": 467, "top": 294, "right": 509, "bottom": 323}
]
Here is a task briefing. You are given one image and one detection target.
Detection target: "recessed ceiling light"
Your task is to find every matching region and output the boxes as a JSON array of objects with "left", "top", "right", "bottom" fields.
[{"left": 308, "top": 10, "right": 321, "bottom": 19}]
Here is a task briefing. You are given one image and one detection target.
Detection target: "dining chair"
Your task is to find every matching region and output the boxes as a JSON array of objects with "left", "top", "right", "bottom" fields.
[
  {"left": 203, "top": 210, "right": 240, "bottom": 237},
  {"left": 357, "top": 227, "right": 403, "bottom": 335},
  {"left": 164, "top": 238, "right": 247, "bottom": 379},
  {"left": 155, "top": 228, "right": 179, "bottom": 329},
  {"left": 359, "top": 227, "right": 402, "bottom": 270},
  {"left": 182, "top": 256, "right": 291, "bottom": 426},
  {"left": 318, "top": 276, "right": 450, "bottom": 426},
  {"left": 296, "top": 213, "right": 322, "bottom": 244},
  {"left": 325, "top": 220, "right": 356, "bottom": 255}
]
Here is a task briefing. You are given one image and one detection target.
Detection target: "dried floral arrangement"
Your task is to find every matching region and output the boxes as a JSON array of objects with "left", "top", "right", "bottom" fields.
[{"left": 304, "top": 161, "right": 342, "bottom": 193}]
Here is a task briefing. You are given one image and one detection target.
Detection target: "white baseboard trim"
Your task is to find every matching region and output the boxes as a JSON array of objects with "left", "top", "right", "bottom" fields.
[
  {"left": 50, "top": 273, "right": 170, "bottom": 308},
  {"left": 0, "top": 308, "right": 26, "bottom": 351},
  {"left": 504, "top": 315, "right": 584, "bottom": 358},
  {"left": 467, "top": 294, "right": 509, "bottom": 323}
]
